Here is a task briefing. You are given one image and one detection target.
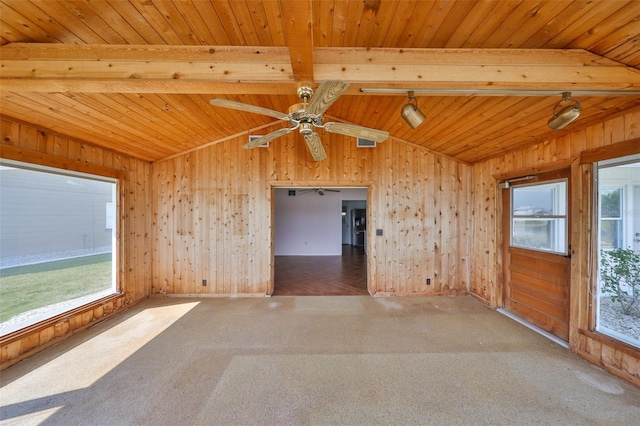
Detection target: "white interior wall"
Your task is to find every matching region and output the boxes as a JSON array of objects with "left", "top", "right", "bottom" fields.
[{"left": 274, "top": 187, "right": 367, "bottom": 256}]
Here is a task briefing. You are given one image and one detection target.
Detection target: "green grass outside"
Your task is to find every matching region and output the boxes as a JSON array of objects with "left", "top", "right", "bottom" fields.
[{"left": 0, "top": 254, "right": 113, "bottom": 323}]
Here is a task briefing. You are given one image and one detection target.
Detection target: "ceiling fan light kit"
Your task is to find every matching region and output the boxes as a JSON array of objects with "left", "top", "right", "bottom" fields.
[
  {"left": 547, "top": 92, "right": 582, "bottom": 130},
  {"left": 401, "top": 91, "right": 426, "bottom": 128},
  {"left": 209, "top": 80, "right": 389, "bottom": 162}
]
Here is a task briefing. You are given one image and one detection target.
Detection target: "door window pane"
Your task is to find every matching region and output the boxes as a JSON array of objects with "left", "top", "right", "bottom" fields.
[{"left": 511, "top": 180, "right": 567, "bottom": 254}]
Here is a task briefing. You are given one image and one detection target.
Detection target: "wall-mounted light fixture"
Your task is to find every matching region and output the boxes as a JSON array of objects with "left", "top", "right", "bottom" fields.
[
  {"left": 400, "top": 91, "right": 426, "bottom": 128},
  {"left": 548, "top": 92, "right": 582, "bottom": 130}
]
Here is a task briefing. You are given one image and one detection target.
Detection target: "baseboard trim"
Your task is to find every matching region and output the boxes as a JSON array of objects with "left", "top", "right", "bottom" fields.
[{"left": 497, "top": 308, "right": 569, "bottom": 349}]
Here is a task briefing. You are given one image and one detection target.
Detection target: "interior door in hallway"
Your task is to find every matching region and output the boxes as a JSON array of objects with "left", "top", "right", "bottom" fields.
[{"left": 502, "top": 170, "right": 571, "bottom": 341}]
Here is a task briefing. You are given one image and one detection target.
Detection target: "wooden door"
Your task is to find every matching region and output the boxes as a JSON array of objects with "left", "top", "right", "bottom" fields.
[{"left": 502, "top": 170, "right": 571, "bottom": 341}]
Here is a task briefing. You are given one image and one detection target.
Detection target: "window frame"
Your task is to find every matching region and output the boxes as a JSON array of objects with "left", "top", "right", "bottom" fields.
[
  {"left": 593, "top": 154, "right": 640, "bottom": 349},
  {"left": 509, "top": 178, "right": 569, "bottom": 256},
  {"left": 0, "top": 158, "right": 121, "bottom": 336}
]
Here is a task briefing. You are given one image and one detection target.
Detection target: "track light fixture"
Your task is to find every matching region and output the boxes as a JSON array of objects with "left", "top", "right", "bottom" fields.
[
  {"left": 548, "top": 92, "right": 582, "bottom": 130},
  {"left": 401, "top": 91, "right": 426, "bottom": 128}
]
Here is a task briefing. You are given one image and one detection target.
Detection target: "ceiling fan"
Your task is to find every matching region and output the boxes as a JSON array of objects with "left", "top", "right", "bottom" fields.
[
  {"left": 209, "top": 80, "right": 389, "bottom": 161},
  {"left": 298, "top": 188, "right": 341, "bottom": 196}
]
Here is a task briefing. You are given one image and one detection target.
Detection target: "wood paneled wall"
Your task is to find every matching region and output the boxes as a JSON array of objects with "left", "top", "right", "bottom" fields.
[
  {"left": 0, "top": 118, "right": 152, "bottom": 368},
  {"left": 152, "top": 130, "right": 471, "bottom": 297},
  {"left": 470, "top": 106, "right": 640, "bottom": 385}
]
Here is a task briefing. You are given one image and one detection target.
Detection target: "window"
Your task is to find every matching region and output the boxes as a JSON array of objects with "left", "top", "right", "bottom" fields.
[
  {"left": 595, "top": 155, "right": 640, "bottom": 348},
  {"left": 0, "top": 160, "right": 118, "bottom": 335},
  {"left": 599, "top": 187, "right": 623, "bottom": 249},
  {"left": 511, "top": 180, "right": 568, "bottom": 254}
]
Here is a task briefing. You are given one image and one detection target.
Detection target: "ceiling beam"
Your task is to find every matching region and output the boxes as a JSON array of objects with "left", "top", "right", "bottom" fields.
[
  {"left": 2, "top": 44, "right": 639, "bottom": 94},
  {"left": 281, "top": 0, "right": 314, "bottom": 83}
]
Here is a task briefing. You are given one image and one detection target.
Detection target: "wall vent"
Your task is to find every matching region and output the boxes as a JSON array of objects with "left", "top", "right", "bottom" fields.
[
  {"left": 357, "top": 138, "right": 376, "bottom": 148},
  {"left": 248, "top": 135, "right": 269, "bottom": 147}
]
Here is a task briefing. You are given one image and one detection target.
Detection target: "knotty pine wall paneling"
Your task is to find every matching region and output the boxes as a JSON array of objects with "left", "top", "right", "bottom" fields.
[
  {"left": 469, "top": 106, "right": 640, "bottom": 385},
  {"left": 0, "top": 118, "right": 152, "bottom": 368},
  {"left": 152, "top": 128, "right": 471, "bottom": 297}
]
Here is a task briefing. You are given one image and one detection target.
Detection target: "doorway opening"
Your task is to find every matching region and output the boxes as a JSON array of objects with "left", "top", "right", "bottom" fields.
[{"left": 272, "top": 186, "right": 368, "bottom": 296}]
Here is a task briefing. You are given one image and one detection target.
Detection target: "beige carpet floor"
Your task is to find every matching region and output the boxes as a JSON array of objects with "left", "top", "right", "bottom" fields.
[{"left": 1, "top": 296, "right": 639, "bottom": 425}]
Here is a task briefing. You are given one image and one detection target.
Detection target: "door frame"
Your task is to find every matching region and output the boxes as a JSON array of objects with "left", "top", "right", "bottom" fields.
[
  {"left": 267, "top": 181, "right": 372, "bottom": 296},
  {"left": 499, "top": 168, "right": 572, "bottom": 340}
]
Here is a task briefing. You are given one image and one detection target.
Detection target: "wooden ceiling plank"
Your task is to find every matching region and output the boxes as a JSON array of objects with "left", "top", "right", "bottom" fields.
[
  {"left": 352, "top": 0, "right": 387, "bottom": 48},
  {"left": 411, "top": 0, "right": 456, "bottom": 48},
  {"left": 480, "top": 0, "right": 547, "bottom": 48},
  {"left": 260, "top": 0, "right": 287, "bottom": 46},
  {"left": 189, "top": 0, "right": 232, "bottom": 45},
  {"left": 281, "top": 0, "right": 314, "bottom": 82},
  {"left": 522, "top": 1, "right": 616, "bottom": 49},
  {"left": 57, "top": 0, "right": 129, "bottom": 44},
  {"left": 314, "top": 0, "right": 336, "bottom": 48},
  {"left": 104, "top": 0, "right": 169, "bottom": 44},
  {"left": 567, "top": 1, "right": 640, "bottom": 50},
  {"left": 150, "top": 0, "right": 205, "bottom": 45},
  {"left": 427, "top": 97, "right": 548, "bottom": 152},
  {"left": 427, "top": 0, "right": 477, "bottom": 48},
  {"left": 0, "top": 92, "right": 167, "bottom": 160},
  {"left": 125, "top": 0, "right": 189, "bottom": 45},
  {"left": 227, "top": 1, "right": 264, "bottom": 46},
  {"left": 361, "top": 0, "right": 406, "bottom": 48},
  {"left": 26, "top": 0, "right": 109, "bottom": 44},
  {"left": 544, "top": 1, "right": 627, "bottom": 48},
  {"left": 48, "top": 92, "right": 189, "bottom": 148},
  {"left": 495, "top": 0, "right": 574, "bottom": 48},
  {"left": 130, "top": 93, "right": 215, "bottom": 145},
  {"left": 85, "top": 1, "right": 148, "bottom": 45},
  {"left": 240, "top": 1, "right": 276, "bottom": 46},
  {"left": 589, "top": 20, "right": 640, "bottom": 59},
  {"left": 0, "top": 3, "right": 61, "bottom": 43},
  {"left": 1, "top": 0, "right": 82, "bottom": 44},
  {"left": 376, "top": 0, "right": 419, "bottom": 48},
  {"left": 341, "top": 0, "right": 365, "bottom": 47},
  {"left": 212, "top": 1, "right": 249, "bottom": 46},
  {"left": 445, "top": 1, "right": 513, "bottom": 48}
]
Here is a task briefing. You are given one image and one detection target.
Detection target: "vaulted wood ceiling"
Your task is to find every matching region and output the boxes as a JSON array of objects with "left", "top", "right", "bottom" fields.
[{"left": 1, "top": 1, "right": 639, "bottom": 164}]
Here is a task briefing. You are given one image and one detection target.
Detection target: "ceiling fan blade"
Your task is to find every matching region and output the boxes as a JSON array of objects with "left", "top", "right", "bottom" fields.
[
  {"left": 210, "top": 98, "right": 289, "bottom": 120},
  {"left": 303, "top": 133, "right": 327, "bottom": 161},
  {"left": 305, "top": 80, "right": 351, "bottom": 116},
  {"left": 242, "top": 128, "right": 293, "bottom": 149},
  {"left": 324, "top": 122, "right": 389, "bottom": 142}
]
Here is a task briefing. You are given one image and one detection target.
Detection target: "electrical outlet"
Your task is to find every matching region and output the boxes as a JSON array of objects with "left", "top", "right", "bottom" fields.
[
  {"left": 202, "top": 279, "right": 207, "bottom": 286},
  {"left": 426, "top": 278, "right": 431, "bottom": 286}
]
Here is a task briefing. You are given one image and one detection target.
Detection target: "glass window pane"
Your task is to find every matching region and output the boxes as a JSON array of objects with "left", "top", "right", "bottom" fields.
[
  {"left": 0, "top": 162, "right": 117, "bottom": 335},
  {"left": 513, "top": 181, "right": 567, "bottom": 216},
  {"left": 600, "top": 220, "right": 622, "bottom": 250},
  {"left": 512, "top": 218, "right": 566, "bottom": 252},
  {"left": 596, "top": 158, "right": 640, "bottom": 349},
  {"left": 600, "top": 188, "right": 622, "bottom": 219},
  {"left": 511, "top": 180, "right": 567, "bottom": 254}
]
